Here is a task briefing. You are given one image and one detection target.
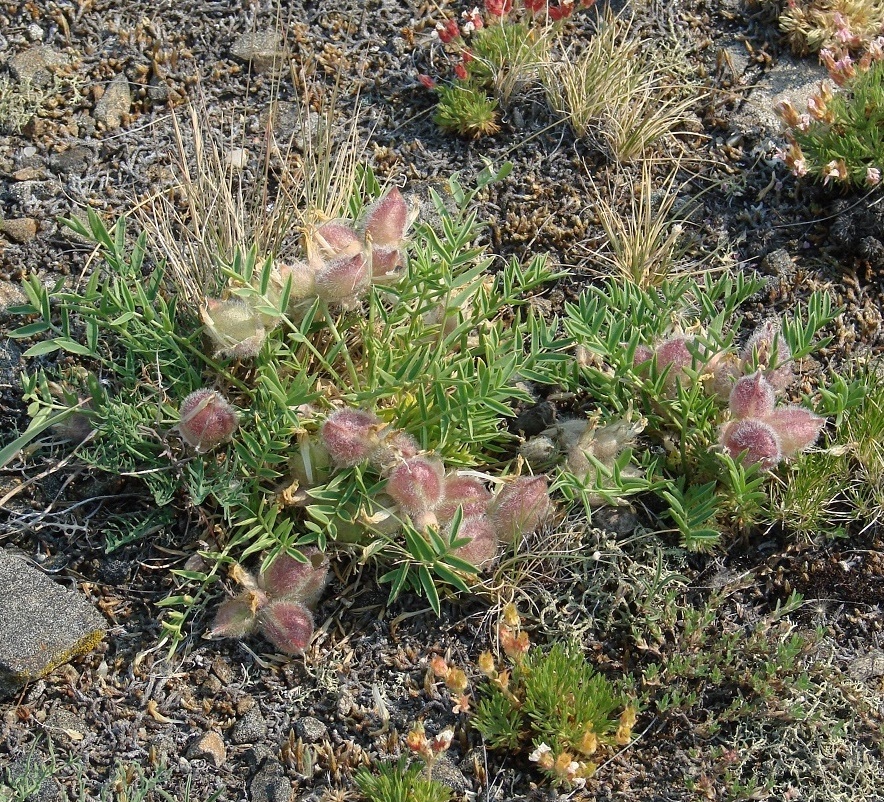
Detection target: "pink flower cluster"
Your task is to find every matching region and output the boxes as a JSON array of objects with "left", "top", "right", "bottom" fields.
[
  {"left": 211, "top": 549, "right": 329, "bottom": 654},
  {"left": 720, "top": 371, "right": 825, "bottom": 469},
  {"left": 635, "top": 319, "right": 826, "bottom": 469},
  {"left": 200, "top": 188, "right": 411, "bottom": 358},
  {"left": 321, "top": 408, "right": 552, "bottom": 568}
]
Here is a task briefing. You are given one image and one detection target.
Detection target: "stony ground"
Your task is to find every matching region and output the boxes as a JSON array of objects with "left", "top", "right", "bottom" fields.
[{"left": 1, "top": 0, "right": 883, "bottom": 800}]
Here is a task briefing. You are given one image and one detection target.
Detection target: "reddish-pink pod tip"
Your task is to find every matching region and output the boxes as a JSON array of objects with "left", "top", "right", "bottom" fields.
[
  {"left": 764, "top": 406, "right": 826, "bottom": 458},
  {"left": 257, "top": 600, "right": 315, "bottom": 655},
  {"left": 453, "top": 515, "right": 499, "bottom": 569},
  {"left": 720, "top": 418, "right": 782, "bottom": 469},
  {"left": 179, "top": 389, "right": 239, "bottom": 452},
  {"left": 488, "top": 475, "right": 551, "bottom": 543},
  {"left": 321, "top": 408, "right": 383, "bottom": 467},
  {"left": 436, "top": 475, "right": 492, "bottom": 524},
  {"left": 361, "top": 188, "right": 408, "bottom": 249},
  {"left": 314, "top": 253, "right": 370, "bottom": 303},
  {"left": 729, "top": 371, "right": 776, "bottom": 420},
  {"left": 386, "top": 456, "right": 445, "bottom": 515}
]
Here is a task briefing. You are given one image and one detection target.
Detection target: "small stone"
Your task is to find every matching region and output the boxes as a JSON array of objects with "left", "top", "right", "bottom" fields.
[
  {"left": 12, "top": 167, "right": 43, "bottom": 181},
  {"left": 0, "top": 283, "right": 27, "bottom": 322},
  {"left": 0, "top": 549, "right": 107, "bottom": 700},
  {"left": 5, "top": 754, "right": 61, "bottom": 802},
  {"left": 230, "top": 30, "right": 289, "bottom": 74},
  {"left": 50, "top": 145, "right": 91, "bottom": 174},
  {"left": 147, "top": 78, "right": 170, "bottom": 104},
  {"left": 186, "top": 731, "right": 227, "bottom": 767},
  {"left": 243, "top": 744, "right": 273, "bottom": 772},
  {"left": 426, "top": 755, "right": 470, "bottom": 794},
  {"left": 294, "top": 715, "right": 327, "bottom": 743},
  {"left": 592, "top": 506, "right": 639, "bottom": 537},
  {"left": 93, "top": 73, "right": 131, "bottom": 130},
  {"left": 7, "top": 46, "right": 67, "bottom": 86},
  {"left": 211, "top": 655, "right": 234, "bottom": 684},
  {"left": 231, "top": 705, "right": 268, "bottom": 744},
  {"left": 0, "top": 218, "right": 38, "bottom": 243},
  {"left": 760, "top": 248, "right": 793, "bottom": 279},
  {"left": 43, "top": 707, "right": 87, "bottom": 748},
  {"left": 226, "top": 148, "right": 250, "bottom": 170},
  {"left": 249, "top": 758, "right": 292, "bottom": 802},
  {"left": 201, "top": 674, "right": 223, "bottom": 695}
]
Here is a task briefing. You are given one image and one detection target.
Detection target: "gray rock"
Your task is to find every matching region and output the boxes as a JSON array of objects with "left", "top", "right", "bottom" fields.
[
  {"left": 294, "top": 715, "right": 327, "bottom": 743},
  {"left": 93, "top": 73, "right": 131, "bottom": 130},
  {"left": 186, "top": 730, "right": 227, "bottom": 767},
  {"left": 0, "top": 548, "right": 107, "bottom": 700},
  {"left": 230, "top": 31, "right": 289, "bottom": 74},
  {"left": 249, "top": 758, "right": 292, "bottom": 802},
  {"left": 231, "top": 705, "right": 269, "bottom": 744},
  {"left": 43, "top": 707, "right": 88, "bottom": 748},
  {"left": 259, "top": 102, "right": 319, "bottom": 151},
  {"left": 0, "top": 283, "right": 27, "bottom": 323},
  {"left": 7, "top": 46, "right": 68, "bottom": 86},
  {"left": 50, "top": 145, "right": 91, "bottom": 174},
  {"left": 5, "top": 754, "right": 61, "bottom": 802},
  {"left": 760, "top": 248, "right": 794, "bottom": 279},
  {"left": 426, "top": 755, "right": 470, "bottom": 795},
  {"left": 730, "top": 54, "right": 829, "bottom": 139}
]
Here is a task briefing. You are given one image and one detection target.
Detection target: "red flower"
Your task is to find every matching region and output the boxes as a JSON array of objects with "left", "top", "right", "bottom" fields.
[
  {"left": 486, "top": 0, "right": 512, "bottom": 17},
  {"left": 435, "top": 18, "right": 460, "bottom": 43},
  {"left": 548, "top": 2, "right": 574, "bottom": 20},
  {"left": 418, "top": 73, "right": 437, "bottom": 90},
  {"left": 454, "top": 62, "right": 469, "bottom": 80},
  {"left": 524, "top": 0, "right": 546, "bottom": 11}
]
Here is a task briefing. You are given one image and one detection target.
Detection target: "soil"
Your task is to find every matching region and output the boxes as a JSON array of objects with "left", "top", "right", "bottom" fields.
[{"left": 1, "top": 0, "right": 883, "bottom": 801}]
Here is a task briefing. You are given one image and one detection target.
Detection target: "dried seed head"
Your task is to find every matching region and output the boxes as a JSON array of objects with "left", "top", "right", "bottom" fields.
[
  {"left": 729, "top": 371, "right": 776, "bottom": 419},
  {"left": 314, "top": 253, "right": 371, "bottom": 304},
  {"left": 764, "top": 406, "right": 826, "bottom": 458},
  {"left": 178, "top": 389, "right": 239, "bottom": 452},
  {"left": 453, "top": 514, "right": 499, "bottom": 569},
  {"left": 361, "top": 187, "right": 409, "bottom": 249},
  {"left": 720, "top": 418, "right": 782, "bottom": 469},
  {"left": 257, "top": 600, "right": 315, "bottom": 654},
  {"left": 321, "top": 408, "right": 383, "bottom": 467},
  {"left": 488, "top": 475, "right": 551, "bottom": 543},
  {"left": 436, "top": 474, "right": 493, "bottom": 524},
  {"left": 260, "top": 549, "right": 329, "bottom": 607},
  {"left": 385, "top": 455, "right": 445, "bottom": 515},
  {"left": 201, "top": 298, "right": 266, "bottom": 358}
]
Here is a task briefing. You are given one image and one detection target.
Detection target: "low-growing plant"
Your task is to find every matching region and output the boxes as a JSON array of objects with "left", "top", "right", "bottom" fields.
[
  {"left": 472, "top": 604, "right": 635, "bottom": 789},
  {"left": 425, "top": 0, "right": 593, "bottom": 138},
  {"left": 541, "top": 10, "right": 701, "bottom": 160},
  {"left": 778, "top": 0, "right": 884, "bottom": 54},
  {"left": 775, "top": 39, "right": 884, "bottom": 188},
  {"left": 354, "top": 756, "right": 452, "bottom": 802},
  {"left": 526, "top": 273, "right": 839, "bottom": 550}
]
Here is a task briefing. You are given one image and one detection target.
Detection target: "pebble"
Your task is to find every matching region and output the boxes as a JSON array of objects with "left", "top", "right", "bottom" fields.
[
  {"left": 231, "top": 705, "right": 269, "bottom": 744},
  {"left": 294, "top": 715, "right": 327, "bottom": 743},
  {"left": 93, "top": 73, "right": 131, "bottom": 130},
  {"left": 50, "top": 145, "right": 92, "bottom": 174},
  {"left": 7, "top": 46, "right": 67, "bottom": 85},
  {"left": 211, "top": 655, "right": 234, "bottom": 684},
  {"left": 186, "top": 731, "right": 227, "bottom": 767},
  {"left": 43, "top": 708, "right": 87, "bottom": 748},
  {"left": 5, "top": 755, "right": 61, "bottom": 802},
  {"left": 249, "top": 758, "right": 292, "bottom": 802},
  {"left": 0, "top": 218, "right": 38, "bottom": 243},
  {"left": 230, "top": 30, "right": 288, "bottom": 73}
]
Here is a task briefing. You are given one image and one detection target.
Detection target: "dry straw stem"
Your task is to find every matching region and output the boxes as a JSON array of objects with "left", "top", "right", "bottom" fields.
[
  {"left": 542, "top": 10, "right": 701, "bottom": 161},
  {"left": 588, "top": 161, "right": 696, "bottom": 288},
  {"left": 137, "top": 71, "right": 363, "bottom": 311}
]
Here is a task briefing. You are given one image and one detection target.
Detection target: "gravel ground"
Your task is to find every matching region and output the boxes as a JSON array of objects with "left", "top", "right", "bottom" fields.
[{"left": 1, "top": 0, "right": 883, "bottom": 800}]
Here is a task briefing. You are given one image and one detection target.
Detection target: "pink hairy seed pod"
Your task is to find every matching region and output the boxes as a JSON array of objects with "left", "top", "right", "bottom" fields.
[
  {"left": 488, "top": 475, "right": 551, "bottom": 544},
  {"left": 633, "top": 344, "right": 654, "bottom": 369},
  {"left": 705, "top": 351, "right": 741, "bottom": 401},
  {"left": 210, "top": 595, "right": 260, "bottom": 639},
  {"left": 273, "top": 259, "right": 316, "bottom": 302},
  {"left": 435, "top": 475, "right": 493, "bottom": 524},
  {"left": 720, "top": 418, "right": 782, "bottom": 469},
  {"left": 655, "top": 336, "right": 696, "bottom": 371},
  {"left": 259, "top": 549, "right": 329, "bottom": 607},
  {"left": 453, "top": 515, "right": 499, "bottom": 569},
  {"left": 257, "top": 600, "right": 315, "bottom": 654},
  {"left": 309, "top": 220, "right": 362, "bottom": 264},
  {"left": 369, "top": 245, "right": 403, "bottom": 282},
  {"left": 201, "top": 297, "right": 266, "bottom": 358},
  {"left": 368, "top": 429, "right": 420, "bottom": 471},
  {"left": 321, "top": 408, "right": 383, "bottom": 467},
  {"left": 764, "top": 406, "right": 826, "bottom": 458},
  {"left": 361, "top": 187, "right": 408, "bottom": 249},
  {"left": 729, "top": 371, "right": 776, "bottom": 420},
  {"left": 386, "top": 456, "right": 445, "bottom": 515},
  {"left": 741, "top": 320, "right": 793, "bottom": 392},
  {"left": 314, "top": 253, "right": 371, "bottom": 303},
  {"left": 178, "top": 389, "right": 239, "bottom": 452}
]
